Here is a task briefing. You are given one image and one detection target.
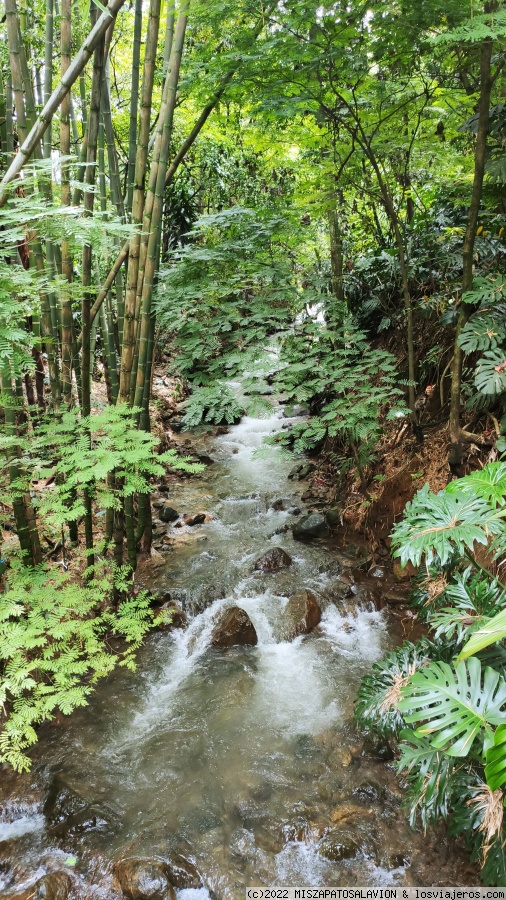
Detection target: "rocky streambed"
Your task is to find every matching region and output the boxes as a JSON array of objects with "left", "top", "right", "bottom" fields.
[{"left": 0, "top": 387, "right": 479, "bottom": 899}]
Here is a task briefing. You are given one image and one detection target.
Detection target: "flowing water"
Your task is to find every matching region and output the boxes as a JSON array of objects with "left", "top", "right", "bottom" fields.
[{"left": 0, "top": 383, "right": 478, "bottom": 897}]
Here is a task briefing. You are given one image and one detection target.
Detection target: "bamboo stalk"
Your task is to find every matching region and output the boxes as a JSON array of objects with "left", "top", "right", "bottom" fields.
[
  {"left": 60, "top": 0, "right": 74, "bottom": 405},
  {"left": 133, "top": 3, "right": 190, "bottom": 411},
  {"left": 125, "top": 0, "right": 142, "bottom": 216},
  {"left": 1, "top": 365, "right": 42, "bottom": 565},
  {"left": 117, "top": 0, "right": 162, "bottom": 403},
  {"left": 0, "top": 0, "right": 128, "bottom": 206}
]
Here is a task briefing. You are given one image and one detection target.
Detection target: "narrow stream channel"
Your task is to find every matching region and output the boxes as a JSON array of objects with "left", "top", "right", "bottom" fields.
[{"left": 0, "top": 381, "right": 477, "bottom": 897}]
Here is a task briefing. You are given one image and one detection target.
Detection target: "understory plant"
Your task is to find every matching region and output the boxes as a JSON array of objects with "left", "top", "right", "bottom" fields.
[
  {"left": 270, "top": 312, "right": 409, "bottom": 484},
  {"left": 355, "top": 462, "right": 506, "bottom": 885},
  {"left": 0, "top": 556, "right": 158, "bottom": 772}
]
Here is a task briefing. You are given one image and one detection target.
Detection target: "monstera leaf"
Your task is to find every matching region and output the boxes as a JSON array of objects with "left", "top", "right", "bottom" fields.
[
  {"left": 458, "top": 608, "right": 506, "bottom": 661},
  {"left": 392, "top": 483, "right": 504, "bottom": 567},
  {"left": 474, "top": 350, "right": 506, "bottom": 396},
  {"left": 459, "top": 315, "right": 506, "bottom": 353},
  {"left": 399, "top": 658, "right": 506, "bottom": 757},
  {"left": 485, "top": 725, "right": 506, "bottom": 792}
]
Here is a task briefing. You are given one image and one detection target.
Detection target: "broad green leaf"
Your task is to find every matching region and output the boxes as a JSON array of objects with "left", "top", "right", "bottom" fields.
[
  {"left": 485, "top": 725, "right": 506, "bottom": 792},
  {"left": 458, "top": 609, "right": 506, "bottom": 661},
  {"left": 474, "top": 350, "right": 506, "bottom": 396},
  {"left": 399, "top": 658, "right": 506, "bottom": 757},
  {"left": 446, "top": 462, "right": 506, "bottom": 506}
]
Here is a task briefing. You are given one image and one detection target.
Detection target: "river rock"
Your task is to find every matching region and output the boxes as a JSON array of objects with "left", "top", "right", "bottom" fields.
[
  {"left": 287, "top": 463, "right": 304, "bottom": 480},
  {"left": 279, "top": 589, "right": 321, "bottom": 640},
  {"left": 33, "top": 872, "right": 72, "bottom": 900},
  {"left": 43, "top": 776, "right": 88, "bottom": 826},
  {"left": 164, "top": 854, "right": 202, "bottom": 889},
  {"left": 157, "top": 601, "right": 187, "bottom": 629},
  {"left": 270, "top": 498, "right": 290, "bottom": 511},
  {"left": 210, "top": 607, "right": 258, "bottom": 648},
  {"left": 49, "top": 802, "right": 118, "bottom": 838},
  {"left": 183, "top": 512, "right": 206, "bottom": 526},
  {"left": 253, "top": 547, "right": 292, "bottom": 572},
  {"left": 318, "top": 826, "right": 361, "bottom": 861},
  {"left": 292, "top": 513, "right": 328, "bottom": 540},
  {"left": 393, "top": 558, "right": 417, "bottom": 581},
  {"left": 159, "top": 504, "right": 179, "bottom": 523},
  {"left": 113, "top": 857, "right": 176, "bottom": 900},
  {"left": 352, "top": 778, "right": 386, "bottom": 804},
  {"left": 325, "top": 507, "right": 341, "bottom": 528}
]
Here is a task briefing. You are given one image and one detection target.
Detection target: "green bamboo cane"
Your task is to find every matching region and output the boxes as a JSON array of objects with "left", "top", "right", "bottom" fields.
[
  {"left": 133, "top": 3, "right": 190, "bottom": 412},
  {"left": 117, "top": 0, "right": 161, "bottom": 403},
  {"left": 60, "top": 0, "right": 74, "bottom": 405},
  {"left": 125, "top": 0, "right": 142, "bottom": 216},
  {"left": 0, "top": 0, "right": 128, "bottom": 207},
  {"left": 43, "top": 0, "right": 53, "bottom": 161},
  {"left": 1, "top": 365, "right": 42, "bottom": 565}
]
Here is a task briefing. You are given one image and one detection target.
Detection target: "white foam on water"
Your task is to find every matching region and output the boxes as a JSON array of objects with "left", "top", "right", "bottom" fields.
[
  {"left": 319, "top": 603, "right": 388, "bottom": 662},
  {"left": 177, "top": 890, "right": 213, "bottom": 900},
  {"left": 112, "top": 596, "right": 232, "bottom": 749},
  {"left": 248, "top": 637, "right": 340, "bottom": 735},
  {"left": 362, "top": 862, "right": 407, "bottom": 885},
  {"left": 275, "top": 840, "right": 333, "bottom": 884},
  {"left": 0, "top": 812, "right": 45, "bottom": 841}
]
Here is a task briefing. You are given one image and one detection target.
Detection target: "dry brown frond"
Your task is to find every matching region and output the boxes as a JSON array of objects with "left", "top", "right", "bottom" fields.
[
  {"left": 379, "top": 664, "right": 416, "bottom": 714},
  {"left": 420, "top": 574, "right": 448, "bottom": 605},
  {"left": 468, "top": 785, "right": 504, "bottom": 861}
]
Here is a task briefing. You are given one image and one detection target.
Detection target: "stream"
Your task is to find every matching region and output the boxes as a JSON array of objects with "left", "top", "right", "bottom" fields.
[{"left": 0, "top": 376, "right": 478, "bottom": 897}]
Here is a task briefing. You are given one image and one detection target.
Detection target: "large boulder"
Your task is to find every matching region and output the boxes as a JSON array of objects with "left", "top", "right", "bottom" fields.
[
  {"left": 159, "top": 504, "right": 179, "bottom": 523},
  {"left": 33, "top": 873, "right": 72, "bottom": 900},
  {"left": 279, "top": 590, "right": 322, "bottom": 640},
  {"left": 292, "top": 513, "right": 329, "bottom": 540},
  {"left": 253, "top": 547, "right": 292, "bottom": 572},
  {"left": 113, "top": 857, "right": 175, "bottom": 900},
  {"left": 210, "top": 607, "right": 258, "bottom": 648}
]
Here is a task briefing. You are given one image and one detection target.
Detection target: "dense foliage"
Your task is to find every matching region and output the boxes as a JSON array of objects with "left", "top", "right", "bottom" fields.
[
  {"left": 356, "top": 463, "right": 506, "bottom": 885},
  {"left": 0, "top": 2, "right": 505, "bottom": 879}
]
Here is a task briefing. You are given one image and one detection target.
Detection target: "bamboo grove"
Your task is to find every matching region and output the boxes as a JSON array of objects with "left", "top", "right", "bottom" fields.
[{"left": 0, "top": 0, "right": 270, "bottom": 575}]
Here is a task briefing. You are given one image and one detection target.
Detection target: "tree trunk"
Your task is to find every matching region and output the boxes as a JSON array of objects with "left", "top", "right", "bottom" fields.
[{"left": 449, "top": 32, "right": 494, "bottom": 460}]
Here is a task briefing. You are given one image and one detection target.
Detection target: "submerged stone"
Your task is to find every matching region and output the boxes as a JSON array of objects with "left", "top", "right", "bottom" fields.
[
  {"left": 113, "top": 857, "right": 176, "bottom": 900},
  {"left": 210, "top": 606, "right": 258, "bottom": 648},
  {"left": 33, "top": 873, "right": 72, "bottom": 900},
  {"left": 43, "top": 776, "right": 87, "bottom": 826},
  {"left": 318, "top": 827, "right": 361, "bottom": 861},
  {"left": 164, "top": 855, "right": 202, "bottom": 889}
]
